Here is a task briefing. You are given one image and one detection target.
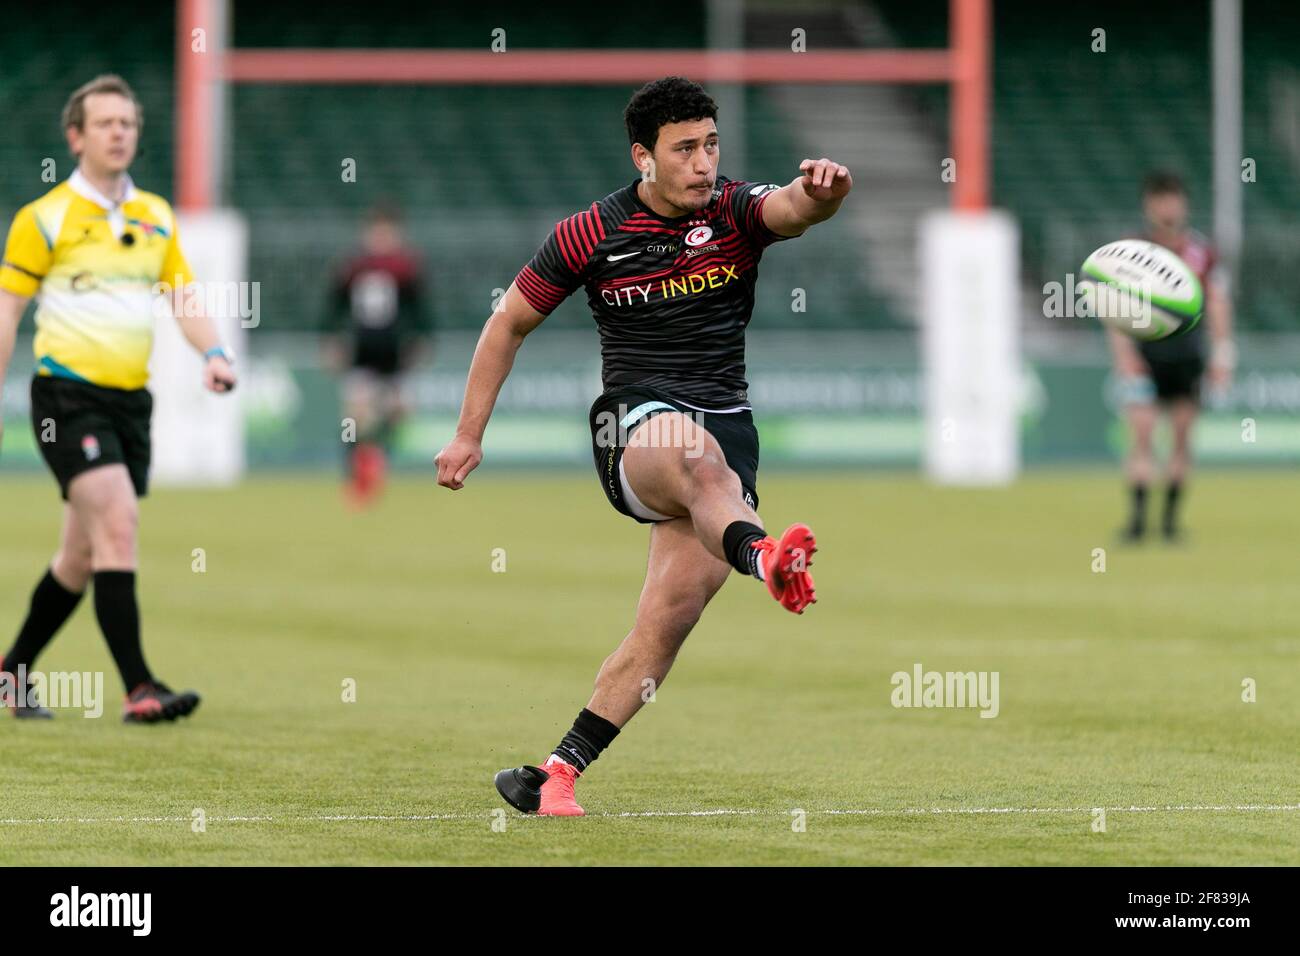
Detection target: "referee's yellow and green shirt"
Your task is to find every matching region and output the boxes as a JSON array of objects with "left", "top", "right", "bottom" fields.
[{"left": 0, "top": 169, "right": 194, "bottom": 391}]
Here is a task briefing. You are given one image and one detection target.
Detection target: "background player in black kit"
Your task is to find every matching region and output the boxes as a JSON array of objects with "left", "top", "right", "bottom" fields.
[
  {"left": 323, "top": 204, "right": 431, "bottom": 506},
  {"left": 1108, "top": 172, "right": 1234, "bottom": 542},
  {"left": 435, "top": 77, "right": 852, "bottom": 815}
]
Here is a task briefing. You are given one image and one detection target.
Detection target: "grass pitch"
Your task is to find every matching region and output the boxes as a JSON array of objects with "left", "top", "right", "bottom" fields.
[{"left": 1, "top": 471, "right": 1297, "bottom": 865}]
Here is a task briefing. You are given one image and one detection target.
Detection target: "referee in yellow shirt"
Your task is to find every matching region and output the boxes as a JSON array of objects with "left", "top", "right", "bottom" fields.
[{"left": 0, "top": 75, "right": 236, "bottom": 722}]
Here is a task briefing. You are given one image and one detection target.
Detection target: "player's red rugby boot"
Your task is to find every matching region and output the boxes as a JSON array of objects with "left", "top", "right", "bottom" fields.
[
  {"left": 537, "top": 755, "right": 585, "bottom": 816},
  {"left": 494, "top": 755, "right": 586, "bottom": 816},
  {"left": 752, "top": 523, "right": 818, "bottom": 614}
]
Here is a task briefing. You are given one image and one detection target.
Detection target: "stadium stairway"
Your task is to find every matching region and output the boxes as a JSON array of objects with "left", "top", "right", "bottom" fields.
[{"left": 753, "top": 3, "right": 949, "bottom": 327}]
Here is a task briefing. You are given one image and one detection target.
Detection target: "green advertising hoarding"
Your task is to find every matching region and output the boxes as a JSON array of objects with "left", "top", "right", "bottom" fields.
[{"left": 3, "top": 332, "right": 1299, "bottom": 473}]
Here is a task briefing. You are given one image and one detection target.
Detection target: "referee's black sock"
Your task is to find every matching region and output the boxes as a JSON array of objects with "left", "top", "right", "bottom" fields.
[
  {"left": 552, "top": 708, "right": 620, "bottom": 772},
  {"left": 93, "top": 571, "right": 153, "bottom": 692},
  {"left": 3, "top": 568, "right": 85, "bottom": 674},
  {"left": 723, "top": 520, "right": 767, "bottom": 580}
]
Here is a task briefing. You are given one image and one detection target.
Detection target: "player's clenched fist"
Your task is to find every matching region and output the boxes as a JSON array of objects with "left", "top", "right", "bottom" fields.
[
  {"left": 797, "top": 158, "right": 852, "bottom": 202},
  {"left": 435, "top": 433, "right": 483, "bottom": 490}
]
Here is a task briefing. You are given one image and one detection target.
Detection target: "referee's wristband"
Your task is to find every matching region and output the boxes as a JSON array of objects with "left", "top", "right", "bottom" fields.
[{"left": 204, "top": 346, "right": 236, "bottom": 365}]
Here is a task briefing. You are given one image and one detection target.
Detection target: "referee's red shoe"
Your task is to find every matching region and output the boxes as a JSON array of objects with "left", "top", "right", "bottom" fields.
[
  {"left": 122, "top": 681, "right": 201, "bottom": 724},
  {"left": 1, "top": 663, "right": 53, "bottom": 719},
  {"left": 753, "top": 523, "right": 818, "bottom": 614}
]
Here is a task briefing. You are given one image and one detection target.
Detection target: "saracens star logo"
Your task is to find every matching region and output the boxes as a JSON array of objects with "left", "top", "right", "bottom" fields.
[{"left": 685, "top": 225, "right": 713, "bottom": 247}]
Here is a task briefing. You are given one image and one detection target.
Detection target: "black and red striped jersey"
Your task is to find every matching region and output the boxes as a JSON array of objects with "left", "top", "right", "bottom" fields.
[{"left": 513, "top": 176, "right": 794, "bottom": 408}]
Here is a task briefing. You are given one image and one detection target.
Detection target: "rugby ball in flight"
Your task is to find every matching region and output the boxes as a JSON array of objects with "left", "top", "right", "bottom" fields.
[{"left": 1079, "top": 238, "right": 1203, "bottom": 341}]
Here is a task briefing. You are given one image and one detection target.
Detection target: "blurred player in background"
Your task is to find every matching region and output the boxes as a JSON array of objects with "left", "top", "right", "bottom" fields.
[
  {"left": 436, "top": 77, "right": 850, "bottom": 816},
  {"left": 1108, "top": 171, "right": 1234, "bottom": 543},
  {"left": 322, "top": 204, "right": 431, "bottom": 507},
  {"left": 0, "top": 75, "right": 235, "bottom": 720}
]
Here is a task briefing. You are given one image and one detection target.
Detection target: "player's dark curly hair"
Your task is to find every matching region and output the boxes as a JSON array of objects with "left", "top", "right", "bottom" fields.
[
  {"left": 624, "top": 76, "right": 718, "bottom": 150},
  {"left": 1142, "top": 170, "right": 1187, "bottom": 198}
]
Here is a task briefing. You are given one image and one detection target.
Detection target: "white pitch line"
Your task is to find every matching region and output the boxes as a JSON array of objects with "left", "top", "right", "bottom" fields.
[
  {"left": 609, "top": 804, "right": 1300, "bottom": 819},
  {"left": 2, "top": 804, "right": 1298, "bottom": 826}
]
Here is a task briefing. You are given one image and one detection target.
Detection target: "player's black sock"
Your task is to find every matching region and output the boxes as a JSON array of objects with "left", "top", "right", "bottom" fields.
[
  {"left": 723, "top": 520, "right": 767, "bottom": 579},
  {"left": 1163, "top": 481, "right": 1183, "bottom": 535},
  {"left": 1127, "top": 484, "right": 1148, "bottom": 537},
  {"left": 92, "top": 571, "right": 153, "bottom": 691},
  {"left": 552, "top": 708, "right": 620, "bottom": 772},
  {"left": 3, "top": 568, "right": 85, "bottom": 673}
]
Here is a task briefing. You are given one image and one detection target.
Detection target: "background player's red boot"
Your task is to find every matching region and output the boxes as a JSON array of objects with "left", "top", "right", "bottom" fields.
[
  {"left": 347, "top": 443, "right": 386, "bottom": 508},
  {"left": 537, "top": 755, "right": 585, "bottom": 816},
  {"left": 753, "top": 523, "right": 818, "bottom": 614}
]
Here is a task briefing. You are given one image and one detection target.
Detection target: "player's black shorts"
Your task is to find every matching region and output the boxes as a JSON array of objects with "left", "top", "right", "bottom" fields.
[
  {"left": 588, "top": 384, "right": 759, "bottom": 525},
  {"left": 1148, "top": 357, "right": 1205, "bottom": 403},
  {"left": 30, "top": 376, "right": 153, "bottom": 500}
]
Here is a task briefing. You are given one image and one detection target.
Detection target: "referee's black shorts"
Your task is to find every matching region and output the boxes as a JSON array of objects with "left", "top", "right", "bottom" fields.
[
  {"left": 588, "top": 384, "right": 759, "bottom": 525},
  {"left": 30, "top": 376, "right": 153, "bottom": 500}
]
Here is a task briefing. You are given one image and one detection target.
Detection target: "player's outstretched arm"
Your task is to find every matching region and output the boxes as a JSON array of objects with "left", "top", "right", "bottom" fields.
[
  {"left": 761, "top": 158, "right": 853, "bottom": 238},
  {"left": 0, "top": 289, "right": 30, "bottom": 452},
  {"left": 435, "top": 282, "right": 547, "bottom": 490}
]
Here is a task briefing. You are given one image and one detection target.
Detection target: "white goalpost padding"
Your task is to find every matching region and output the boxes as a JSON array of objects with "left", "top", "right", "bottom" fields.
[
  {"left": 920, "top": 209, "right": 1020, "bottom": 485},
  {"left": 148, "top": 209, "right": 248, "bottom": 487}
]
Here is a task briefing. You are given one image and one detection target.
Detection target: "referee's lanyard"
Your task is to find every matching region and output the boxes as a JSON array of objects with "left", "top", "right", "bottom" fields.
[{"left": 107, "top": 205, "right": 127, "bottom": 241}]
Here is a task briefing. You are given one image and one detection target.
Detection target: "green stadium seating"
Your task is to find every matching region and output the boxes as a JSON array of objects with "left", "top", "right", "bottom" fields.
[
  {"left": 2, "top": 0, "right": 1291, "bottom": 335},
  {"left": 880, "top": 0, "right": 1299, "bottom": 331}
]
